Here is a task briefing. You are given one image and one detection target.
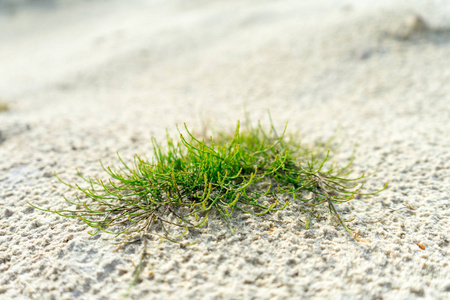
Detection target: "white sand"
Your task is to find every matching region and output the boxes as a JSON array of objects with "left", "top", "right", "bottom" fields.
[{"left": 1, "top": 0, "right": 449, "bottom": 299}]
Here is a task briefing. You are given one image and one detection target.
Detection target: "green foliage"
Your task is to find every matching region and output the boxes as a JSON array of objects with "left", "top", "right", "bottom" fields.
[{"left": 30, "top": 120, "right": 386, "bottom": 244}]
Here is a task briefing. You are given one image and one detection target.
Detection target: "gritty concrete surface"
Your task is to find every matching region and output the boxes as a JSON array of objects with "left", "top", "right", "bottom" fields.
[{"left": 0, "top": 0, "right": 449, "bottom": 299}]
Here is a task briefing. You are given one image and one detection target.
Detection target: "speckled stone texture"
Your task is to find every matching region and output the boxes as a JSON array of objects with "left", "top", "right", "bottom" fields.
[{"left": 0, "top": 0, "right": 449, "bottom": 299}]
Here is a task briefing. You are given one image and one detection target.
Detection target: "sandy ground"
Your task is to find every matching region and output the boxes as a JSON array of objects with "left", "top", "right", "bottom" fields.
[{"left": 1, "top": 0, "right": 450, "bottom": 299}]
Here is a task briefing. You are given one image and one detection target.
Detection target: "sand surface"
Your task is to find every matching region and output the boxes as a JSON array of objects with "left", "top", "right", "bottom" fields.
[{"left": 1, "top": 0, "right": 449, "bottom": 299}]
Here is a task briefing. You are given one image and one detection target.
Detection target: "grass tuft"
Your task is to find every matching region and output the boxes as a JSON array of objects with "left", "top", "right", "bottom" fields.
[
  {"left": 30, "top": 118, "right": 388, "bottom": 292},
  {"left": 30, "top": 119, "right": 386, "bottom": 245}
]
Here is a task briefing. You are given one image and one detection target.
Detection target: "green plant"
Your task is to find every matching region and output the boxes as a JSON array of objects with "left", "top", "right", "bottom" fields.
[
  {"left": 29, "top": 119, "right": 387, "bottom": 293},
  {"left": 30, "top": 120, "right": 386, "bottom": 243}
]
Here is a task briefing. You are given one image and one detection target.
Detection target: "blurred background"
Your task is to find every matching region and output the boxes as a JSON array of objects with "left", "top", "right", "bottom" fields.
[
  {"left": 2, "top": 0, "right": 449, "bottom": 102},
  {"left": 1, "top": 0, "right": 449, "bottom": 143}
]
